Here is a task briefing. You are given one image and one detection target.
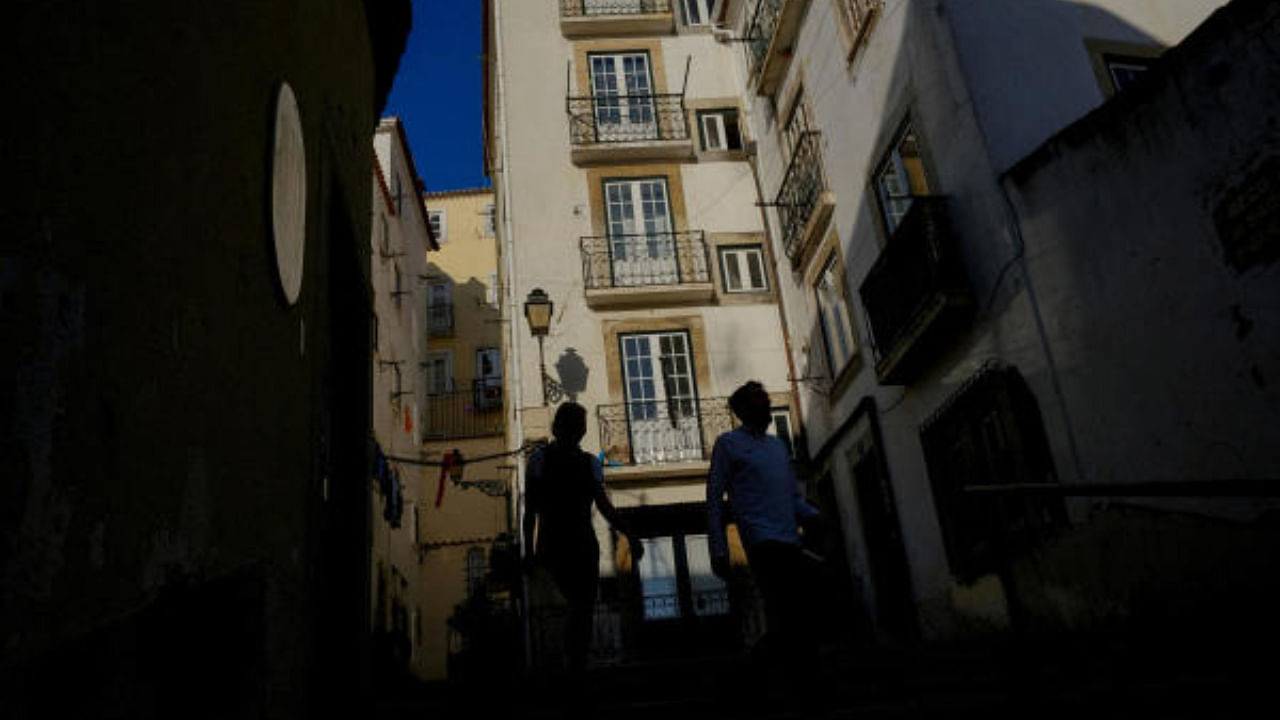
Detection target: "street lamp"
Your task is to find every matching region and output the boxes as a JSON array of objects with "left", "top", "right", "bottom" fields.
[{"left": 523, "top": 288, "right": 564, "bottom": 406}]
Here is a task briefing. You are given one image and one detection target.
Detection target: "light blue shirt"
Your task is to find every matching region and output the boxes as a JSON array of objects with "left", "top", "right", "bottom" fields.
[{"left": 707, "top": 426, "right": 818, "bottom": 560}]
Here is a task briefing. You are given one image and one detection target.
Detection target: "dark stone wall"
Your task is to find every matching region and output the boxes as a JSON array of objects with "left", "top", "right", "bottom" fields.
[{"left": 1, "top": 1, "right": 408, "bottom": 716}]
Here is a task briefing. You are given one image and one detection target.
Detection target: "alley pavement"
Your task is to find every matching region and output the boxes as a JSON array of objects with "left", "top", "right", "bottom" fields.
[{"left": 373, "top": 635, "right": 1264, "bottom": 719}]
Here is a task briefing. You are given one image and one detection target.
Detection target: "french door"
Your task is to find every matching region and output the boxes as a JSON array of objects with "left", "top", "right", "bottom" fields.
[
  {"left": 590, "top": 52, "right": 657, "bottom": 140},
  {"left": 604, "top": 178, "right": 679, "bottom": 286},
  {"left": 620, "top": 331, "right": 700, "bottom": 463}
]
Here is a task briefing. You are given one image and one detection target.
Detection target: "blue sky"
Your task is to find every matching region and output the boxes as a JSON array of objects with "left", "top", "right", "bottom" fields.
[{"left": 384, "top": 0, "right": 488, "bottom": 192}]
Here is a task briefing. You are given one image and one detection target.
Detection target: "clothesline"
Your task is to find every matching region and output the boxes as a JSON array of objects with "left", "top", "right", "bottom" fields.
[{"left": 383, "top": 440, "right": 543, "bottom": 468}]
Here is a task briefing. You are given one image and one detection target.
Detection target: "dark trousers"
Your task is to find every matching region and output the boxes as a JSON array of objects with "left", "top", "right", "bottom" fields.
[
  {"left": 541, "top": 544, "right": 600, "bottom": 672},
  {"left": 746, "top": 541, "right": 818, "bottom": 670}
]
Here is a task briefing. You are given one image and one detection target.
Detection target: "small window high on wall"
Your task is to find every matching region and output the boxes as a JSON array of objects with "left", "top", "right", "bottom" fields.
[
  {"left": 874, "top": 120, "right": 931, "bottom": 235},
  {"left": 698, "top": 109, "right": 743, "bottom": 152}
]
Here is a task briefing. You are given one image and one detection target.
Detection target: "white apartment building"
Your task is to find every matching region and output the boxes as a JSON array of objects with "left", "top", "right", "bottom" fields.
[
  {"left": 722, "top": 0, "right": 1230, "bottom": 641},
  {"left": 485, "top": 0, "right": 800, "bottom": 665},
  {"left": 369, "top": 117, "right": 436, "bottom": 679}
]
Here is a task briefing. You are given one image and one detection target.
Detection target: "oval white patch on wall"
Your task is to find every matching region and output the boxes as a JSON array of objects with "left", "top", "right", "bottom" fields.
[{"left": 272, "top": 82, "right": 307, "bottom": 305}]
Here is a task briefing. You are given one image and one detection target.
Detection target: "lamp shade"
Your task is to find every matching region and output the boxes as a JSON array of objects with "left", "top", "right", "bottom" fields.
[{"left": 524, "top": 287, "right": 553, "bottom": 337}]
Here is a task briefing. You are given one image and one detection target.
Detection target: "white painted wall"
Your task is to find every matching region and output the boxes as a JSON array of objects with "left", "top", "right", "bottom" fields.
[
  {"left": 732, "top": 0, "right": 1226, "bottom": 638},
  {"left": 496, "top": 0, "right": 791, "bottom": 418},
  {"left": 370, "top": 118, "right": 433, "bottom": 678},
  {"left": 944, "top": 0, "right": 1229, "bottom": 172}
]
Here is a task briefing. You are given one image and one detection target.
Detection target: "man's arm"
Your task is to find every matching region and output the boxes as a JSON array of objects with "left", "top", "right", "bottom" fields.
[{"left": 706, "top": 437, "right": 731, "bottom": 577}]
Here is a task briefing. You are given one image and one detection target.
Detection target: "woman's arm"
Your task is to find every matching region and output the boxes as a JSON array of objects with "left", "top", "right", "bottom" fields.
[{"left": 591, "top": 464, "right": 645, "bottom": 563}]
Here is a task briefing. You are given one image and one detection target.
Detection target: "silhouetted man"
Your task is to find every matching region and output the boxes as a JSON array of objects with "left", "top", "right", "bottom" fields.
[{"left": 707, "top": 381, "right": 821, "bottom": 690}]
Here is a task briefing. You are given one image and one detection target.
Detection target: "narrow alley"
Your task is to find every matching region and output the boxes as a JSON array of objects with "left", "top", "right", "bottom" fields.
[{"left": 3, "top": 1, "right": 1278, "bottom": 718}]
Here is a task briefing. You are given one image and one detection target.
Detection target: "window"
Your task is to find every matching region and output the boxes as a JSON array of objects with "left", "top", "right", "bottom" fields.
[
  {"left": 682, "top": 0, "right": 715, "bottom": 26},
  {"left": 697, "top": 109, "right": 743, "bottom": 152},
  {"left": 482, "top": 203, "right": 496, "bottom": 237},
  {"left": 474, "top": 346, "right": 503, "bottom": 410},
  {"left": 476, "top": 347, "right": 501, "bottom": 383},
  {"left": 590, "top": 52, "right": 656, "bottom": 132},
  {"left": 874, "top": 120, "right": 931, "bottom": 234},
  {"left": 1104, "top": 55, "right": 1154, "bottom": 93},
  {"left": 620, "top": 331, "right": 701, "bottom": 463},
  {"left": 769, "top": 407, "right": 795, "bottom": 458},
  {"left": 920, "top": 364, "right": 1066, "bottom": 582},
  {"left": 814, "top": 254, "right": 856, "bottom": 376},
  {"left": 393, "top": 172, "right": 404, "bottom": 214},
  {"left": 638, "top": 533, "right": 729, "bottom": 620},
  {"left": 1085, "top": 39, "right": 1163, "bottom": 98},
  {"left": 466, "top": 547, "right": 487, "bottom": 600},
  {"left": 378, "top": 213, "right": 390, "bottom": 256},
  {"left": 423, "top": 351, "right": 453, "bottom": 395},
  {"left": 718, "top": 245, "right": 768, "bottom": 293},
  {"left": 486, "top": 271, "right": 499, "bottom": 307},
  {"left": 426, "top": 280, "right": 452, "bottom": 336},
  {"left": 428, "top": 209, "right": 446, "bottom": 244},
  {"left": 604, "top": 177, "right": 678, "bottom": 286}
]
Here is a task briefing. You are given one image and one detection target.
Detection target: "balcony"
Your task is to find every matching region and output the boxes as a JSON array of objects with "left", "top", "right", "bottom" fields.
[
  {"left": 559, "top": 0, "right": 675, "bottom": 37},
  {"left": 423, "top": 381, "right": 504, "bottom": 440},
  {"left": 776, "top": 131, "right": 835, "bottom": 270},
  {"left": 567, "top": 93, "right": 694, "bottom": 165},
  {"left": 426, "top": 303, "right": 453, "bottom": 338},
  {"left": 580, "top": 231, "right": 715, "bottom": 308},
  {"left": 858, "top": 197, "right": 974, "bottom": 385},
  {"left": 744, "top": 0, "right": 807, "bottom": 96},
  {"left": 597, "top": 397, "right": 735, "bottom": 478}
]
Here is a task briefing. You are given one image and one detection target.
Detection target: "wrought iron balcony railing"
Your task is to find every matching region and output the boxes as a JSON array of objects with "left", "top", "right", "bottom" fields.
[
  {"left": 423, "top": 381, "right": 504, "bottom": 440},
  {"left": 744, "top": 0, "right": 785, "bottom": 76},
  {"left": 567, "top": 93, "right": 690, "bottom": 146},
  {"left": 597, "top": 397, "right": 735, "bottom": 466},
  {"left": 858, "top": 196, "right": 974, "bottom": 383},
  {"left": 426, "top": 303, "right": 453, "bottom": 337},
  {"left": 776, "top": 131, "right": 829, "bottom": 262},
  {"left": 580, "top": 231, "right": 710, "bottom": 290},
  {"left": 560, "top": 0, "right": 671, "bottom": 17}
]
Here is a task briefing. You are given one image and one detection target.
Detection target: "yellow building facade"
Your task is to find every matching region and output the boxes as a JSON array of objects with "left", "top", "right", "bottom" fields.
[{"left": 417, "top": 188, "right": 514, "bottom": 680}]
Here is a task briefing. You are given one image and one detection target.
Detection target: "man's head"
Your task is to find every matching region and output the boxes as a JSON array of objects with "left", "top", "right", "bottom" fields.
[
  {"left": 551, "top": 402, "right": 588, "bottom": 447},
  {"left": 729, "top": 381, "right": 771, "bottom": 432}
]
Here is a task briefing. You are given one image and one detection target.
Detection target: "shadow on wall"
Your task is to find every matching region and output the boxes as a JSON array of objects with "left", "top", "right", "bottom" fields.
[
  {"left": 424, "top": 262, "right": 502, "bottom": 355},
  {"left": 555, "top": 348, "right": 590, "bottom": 401}
]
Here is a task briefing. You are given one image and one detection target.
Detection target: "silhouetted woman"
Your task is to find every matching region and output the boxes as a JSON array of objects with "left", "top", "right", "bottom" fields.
[{"left": 523, "top": 402, "right": 643, "bottom": 673}]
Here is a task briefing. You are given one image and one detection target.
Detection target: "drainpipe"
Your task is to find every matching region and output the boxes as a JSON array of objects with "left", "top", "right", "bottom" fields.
[
  {"left": 491, "top": 0, "right": 533, "bottom": 670},
  {"left": 732, "top": 5, "right": 806, "bottom": 441}
]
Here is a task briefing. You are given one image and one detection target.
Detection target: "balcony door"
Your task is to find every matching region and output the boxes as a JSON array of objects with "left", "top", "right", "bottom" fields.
[
  {"left": 620, "top": 331, "right": 700, "bottom": 463},
  {"left": 474, "top": 348, "right": 502, "bottom": 410},
  {"left": 604, "top": 178, "right": 678, "bottom": 286},
  {"left": 590, "top": 52, "right": 656, "bottom": 141}
]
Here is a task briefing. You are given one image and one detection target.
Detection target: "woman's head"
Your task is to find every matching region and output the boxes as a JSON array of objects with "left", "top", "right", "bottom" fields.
[{"left": 551, "top": 402, "right": 588, "bottom": 446}]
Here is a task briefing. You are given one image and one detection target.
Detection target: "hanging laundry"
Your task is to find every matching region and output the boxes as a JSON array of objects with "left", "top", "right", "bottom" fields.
[
  {"left": 386, "top": 468, "right": 404, "bottom": 528},
  {"left": 435, "top": 452, "right": 453, "bottom": 509},
  {"left": 373, "top": 443, "right": 392, "bottom": 497}
]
